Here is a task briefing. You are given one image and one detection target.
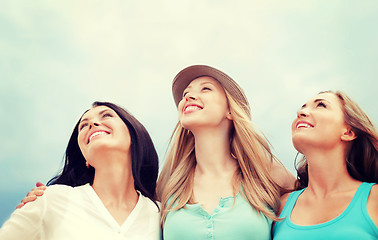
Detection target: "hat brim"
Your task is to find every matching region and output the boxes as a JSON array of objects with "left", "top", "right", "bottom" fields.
[{"left": 172, "top": 65, "right": 250, "bottom": 114}]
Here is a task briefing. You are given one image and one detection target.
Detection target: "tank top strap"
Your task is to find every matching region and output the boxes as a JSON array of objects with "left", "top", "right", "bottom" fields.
[
  {"left": 280, "top": 188, "right": 305, "bottom": 218},
  {"left": 335, "top": 182, "right": 369, "bottom": 219},
  {"left": 358, "top": 182, "right": 375, "bottom": 204},
  {"left": 358, "top": 182, "right": 376, "bottom": 224},
  {"left": 345, "top": 182, "right": 373, "bottom": 213}
]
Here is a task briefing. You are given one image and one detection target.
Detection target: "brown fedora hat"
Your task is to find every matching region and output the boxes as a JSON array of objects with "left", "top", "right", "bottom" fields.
[{"left": 172, "top": 65, "right": 250, "bottom": 116}]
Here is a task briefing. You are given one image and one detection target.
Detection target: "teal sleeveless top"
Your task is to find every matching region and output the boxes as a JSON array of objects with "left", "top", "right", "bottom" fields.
[
  {"left": 164, "top": 193, "right": 272, "bottom": 240},
  {"left": 273, "top": 182, "right": 378, "bottom": 240}
]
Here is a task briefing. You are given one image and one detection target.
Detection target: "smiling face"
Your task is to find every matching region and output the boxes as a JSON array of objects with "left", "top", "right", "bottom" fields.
[
  {"left": 292, "top": 92, "right": 353, "bottom": 154},
  {"left": 77, "top": 105, "right": 131, "bottom": 167},
  {"left": 177, "top": 76, "right": 232, "bottom": 131}
]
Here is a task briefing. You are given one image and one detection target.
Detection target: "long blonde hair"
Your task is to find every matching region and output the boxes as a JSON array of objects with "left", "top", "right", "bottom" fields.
[
  {"left": 156, "top": 89, "right": 282, "bottom": 224},
  {"left": 295, "top": 91, "right": 378, "bottom": 189}
]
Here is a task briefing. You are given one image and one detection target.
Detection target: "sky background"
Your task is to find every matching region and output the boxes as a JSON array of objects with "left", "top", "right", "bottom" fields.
[{"left": 1, "top": 0, "right": 377, "bottom": 225}]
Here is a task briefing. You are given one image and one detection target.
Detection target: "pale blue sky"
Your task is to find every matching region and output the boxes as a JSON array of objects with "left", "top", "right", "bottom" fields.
[{"left": 0, "top": 0, "right": 377, "bottom": 224}]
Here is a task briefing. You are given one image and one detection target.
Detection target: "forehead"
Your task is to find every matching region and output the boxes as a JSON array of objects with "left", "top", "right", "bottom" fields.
[
  {"left": 81, "top": 105, "right": 114, "bottom": 120},
  {"left": 186, "top": 76, "right": 223, "bottom": 89}
]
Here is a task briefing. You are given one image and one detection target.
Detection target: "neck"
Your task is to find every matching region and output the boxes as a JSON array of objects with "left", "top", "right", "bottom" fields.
[
  {"left": 303, "top": 145, "right": 359, "bottom": 196},
  {"left": 91, "top": 151, "right": 138, "bottom": 207},
  {"left": 192, "top": 127, "right": 238, "bottom": 176}
]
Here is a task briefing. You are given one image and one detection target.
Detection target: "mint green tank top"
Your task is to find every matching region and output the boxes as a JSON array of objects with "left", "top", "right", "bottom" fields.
[
  {"left": 273, "top": 182, "right": 378, "bottom": 239},
  {"left": 164, "top": 193, "right": 272, "bottom": 240}
]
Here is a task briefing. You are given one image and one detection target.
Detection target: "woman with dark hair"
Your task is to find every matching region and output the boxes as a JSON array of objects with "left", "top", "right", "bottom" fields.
[
  {"left": 0, "top": 102, "right": 160, "bottom": 240},
  {"left": 273, "top": 91, "right": 378, "bottom": 239}
]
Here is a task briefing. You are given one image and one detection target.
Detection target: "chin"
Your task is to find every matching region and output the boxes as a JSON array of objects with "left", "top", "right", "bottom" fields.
[
  {"left": 180, "top": 119, "right": 198, "bottom": 130},
  {"left": 293, "top": 145, "right": 304, "bottom": 154},
  {"left": 292, "top": 135, "right": 308, "bottom": 153},
  {"left": 86, "top": 142, "right": 112, "bottom": 154}
]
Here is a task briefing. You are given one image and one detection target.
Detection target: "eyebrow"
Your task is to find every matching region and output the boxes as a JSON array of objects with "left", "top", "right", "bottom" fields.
[
  {"left": 80, "top": 109, "right": 109, "bottom": 123},
  {"left": 184, "top": 81, "right": 215, "bottom": 90},
  {"left": 200, "top": 81, "right": 216, "bottom": 86},
  {"left": 314, "top": 98, "right": 328, "bottom": 103}
]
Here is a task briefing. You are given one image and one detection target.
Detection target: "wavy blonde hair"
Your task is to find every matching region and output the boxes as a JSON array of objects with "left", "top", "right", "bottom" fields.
[
  {"left": 295, "top": 91, "right": 378, "bottom": 189},
  {"left": 156, "top": 89, "right": 282, "bottom": 224}
]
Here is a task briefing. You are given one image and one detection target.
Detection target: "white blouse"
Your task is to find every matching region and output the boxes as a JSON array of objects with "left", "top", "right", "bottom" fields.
[{"left": 0, "top": 184, "right": 161, "bottom": 240}]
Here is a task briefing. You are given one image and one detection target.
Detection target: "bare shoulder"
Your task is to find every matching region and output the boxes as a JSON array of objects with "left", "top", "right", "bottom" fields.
[
  {"left": 270, "top": 161, "right": 296, "bottom": 191},
  {"left": 277, "top": 192, "right": 291, "bottom": 216},
  {"left": 367, "top": 184, "right": 378, "bottom": 226}
]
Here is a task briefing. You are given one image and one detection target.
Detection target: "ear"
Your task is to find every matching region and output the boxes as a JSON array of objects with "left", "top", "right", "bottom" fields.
[
  {"left": 226, "top": 112, "right": 233, "bottom": 120},
  {"left": 341, "top": 127, "right": 357, "bottom": 142}
]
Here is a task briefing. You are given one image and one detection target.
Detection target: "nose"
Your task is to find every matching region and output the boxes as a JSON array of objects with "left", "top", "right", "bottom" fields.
[
  {"left": 88, "top": 121, "right": 100, "bottom": 129},
  {"left": 185, "top": 91, "right": 198, "bottom": 101},
  {"left": 297, "top": 108, "right": 309, "bottom": 118}
]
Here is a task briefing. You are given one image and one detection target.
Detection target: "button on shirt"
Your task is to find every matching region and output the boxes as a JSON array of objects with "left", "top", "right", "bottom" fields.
[
  {"left": 0, "top": 184, "right": 161, "bottom": 240},
  {"left": 164, "top": 193, "right": 272, "bottom": 240}
]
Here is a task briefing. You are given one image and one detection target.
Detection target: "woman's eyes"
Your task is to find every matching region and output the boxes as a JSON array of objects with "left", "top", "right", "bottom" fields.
[
  {"left": 79, "top": 123, "right": 88, "bottom": 131},
  {"left": 317, "top": 102, "right": 327, "bottom": 108},
  {"left": 182, "top": 86, "right": 212, "bottom": 98},
  {"left": 78, "top": 113, "right": 113, "bottom": 130}
]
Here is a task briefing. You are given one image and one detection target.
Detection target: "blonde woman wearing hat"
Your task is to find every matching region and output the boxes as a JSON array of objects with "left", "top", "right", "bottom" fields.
[
  {"left": 273, "top": 91, "right": 378, "bottom": 239},
  {"left": 156, "top": 65, "right": 295, "bottom": 240}
]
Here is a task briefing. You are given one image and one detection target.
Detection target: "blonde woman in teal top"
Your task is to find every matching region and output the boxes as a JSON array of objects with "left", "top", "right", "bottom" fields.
[
  {"left": 157, "top": 65, "right": 295, "bottom": 239},
  {"left": 273, "top": 91, "right": 378, "bottom": 239}
]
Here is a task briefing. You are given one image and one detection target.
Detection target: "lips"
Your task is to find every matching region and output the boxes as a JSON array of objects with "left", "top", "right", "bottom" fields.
[
  {"left": 183, "top": 103, "right": 203, "bottom": 113},
  {"left": 296, "top": 121, "right": 314, "bottom": 129},
  {"left": 87, "top": 130, "right": 110, "bottom": 144}
]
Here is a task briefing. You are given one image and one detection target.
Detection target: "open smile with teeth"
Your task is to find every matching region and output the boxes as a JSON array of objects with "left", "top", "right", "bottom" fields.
[
  {"left": 185, "top": 106, "right": 201, "bottom": 111},
  {"left": 297, "top": 122, "right": 313, "bottom": 128},
  {"left": 88, "top": 131, "right": 109, "bottom": 143},
  {"left": 184, "top": 105, "right": 202, "bottom": 112}
]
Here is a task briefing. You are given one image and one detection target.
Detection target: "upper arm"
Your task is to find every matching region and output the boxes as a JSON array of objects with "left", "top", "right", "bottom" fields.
[
  {"left": 367, "top": 184, "right": 378, "bottom": 226},
  {"left": 270, "top": 161, "right": 296, "bottom": 192},
  {"left": 0, "top": 193, "right": 46, "bottom": 239}
]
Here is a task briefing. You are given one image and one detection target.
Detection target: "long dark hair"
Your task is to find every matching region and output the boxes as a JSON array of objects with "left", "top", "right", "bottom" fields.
[
  {"left": 47, "top": 102, "right": 159, "bottom": 203},
  {"left": 295, "top": 91, "right": 378, "bottom": 189}
]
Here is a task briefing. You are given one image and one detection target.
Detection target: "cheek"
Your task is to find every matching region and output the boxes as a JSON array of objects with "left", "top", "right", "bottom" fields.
[
  {"left": 217, "top": 98, "right": 230, "bottom": 114},
  {"left": 119, "top": 127, "right": 132, "bottom": 148},
  {"left": 122, "top": 132, "right": 131, "bottom": 146},
  {"left": 77, "top": 133, "right": 86, "bottom": 151},
  {"left": 320, "top": 116, "right": 344, "bottom": 133},
  {"left": 78, "top": 132, "right": 84, "bottom": 143},
  {"left": 177, "top": 102, "right": 185, "bottom": 119},
  {"left": 178, "top": 100, "right": 185, "bottom": 110},
  {"left": 291, "top": 119, "right": 297, "bottom": 133}
]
